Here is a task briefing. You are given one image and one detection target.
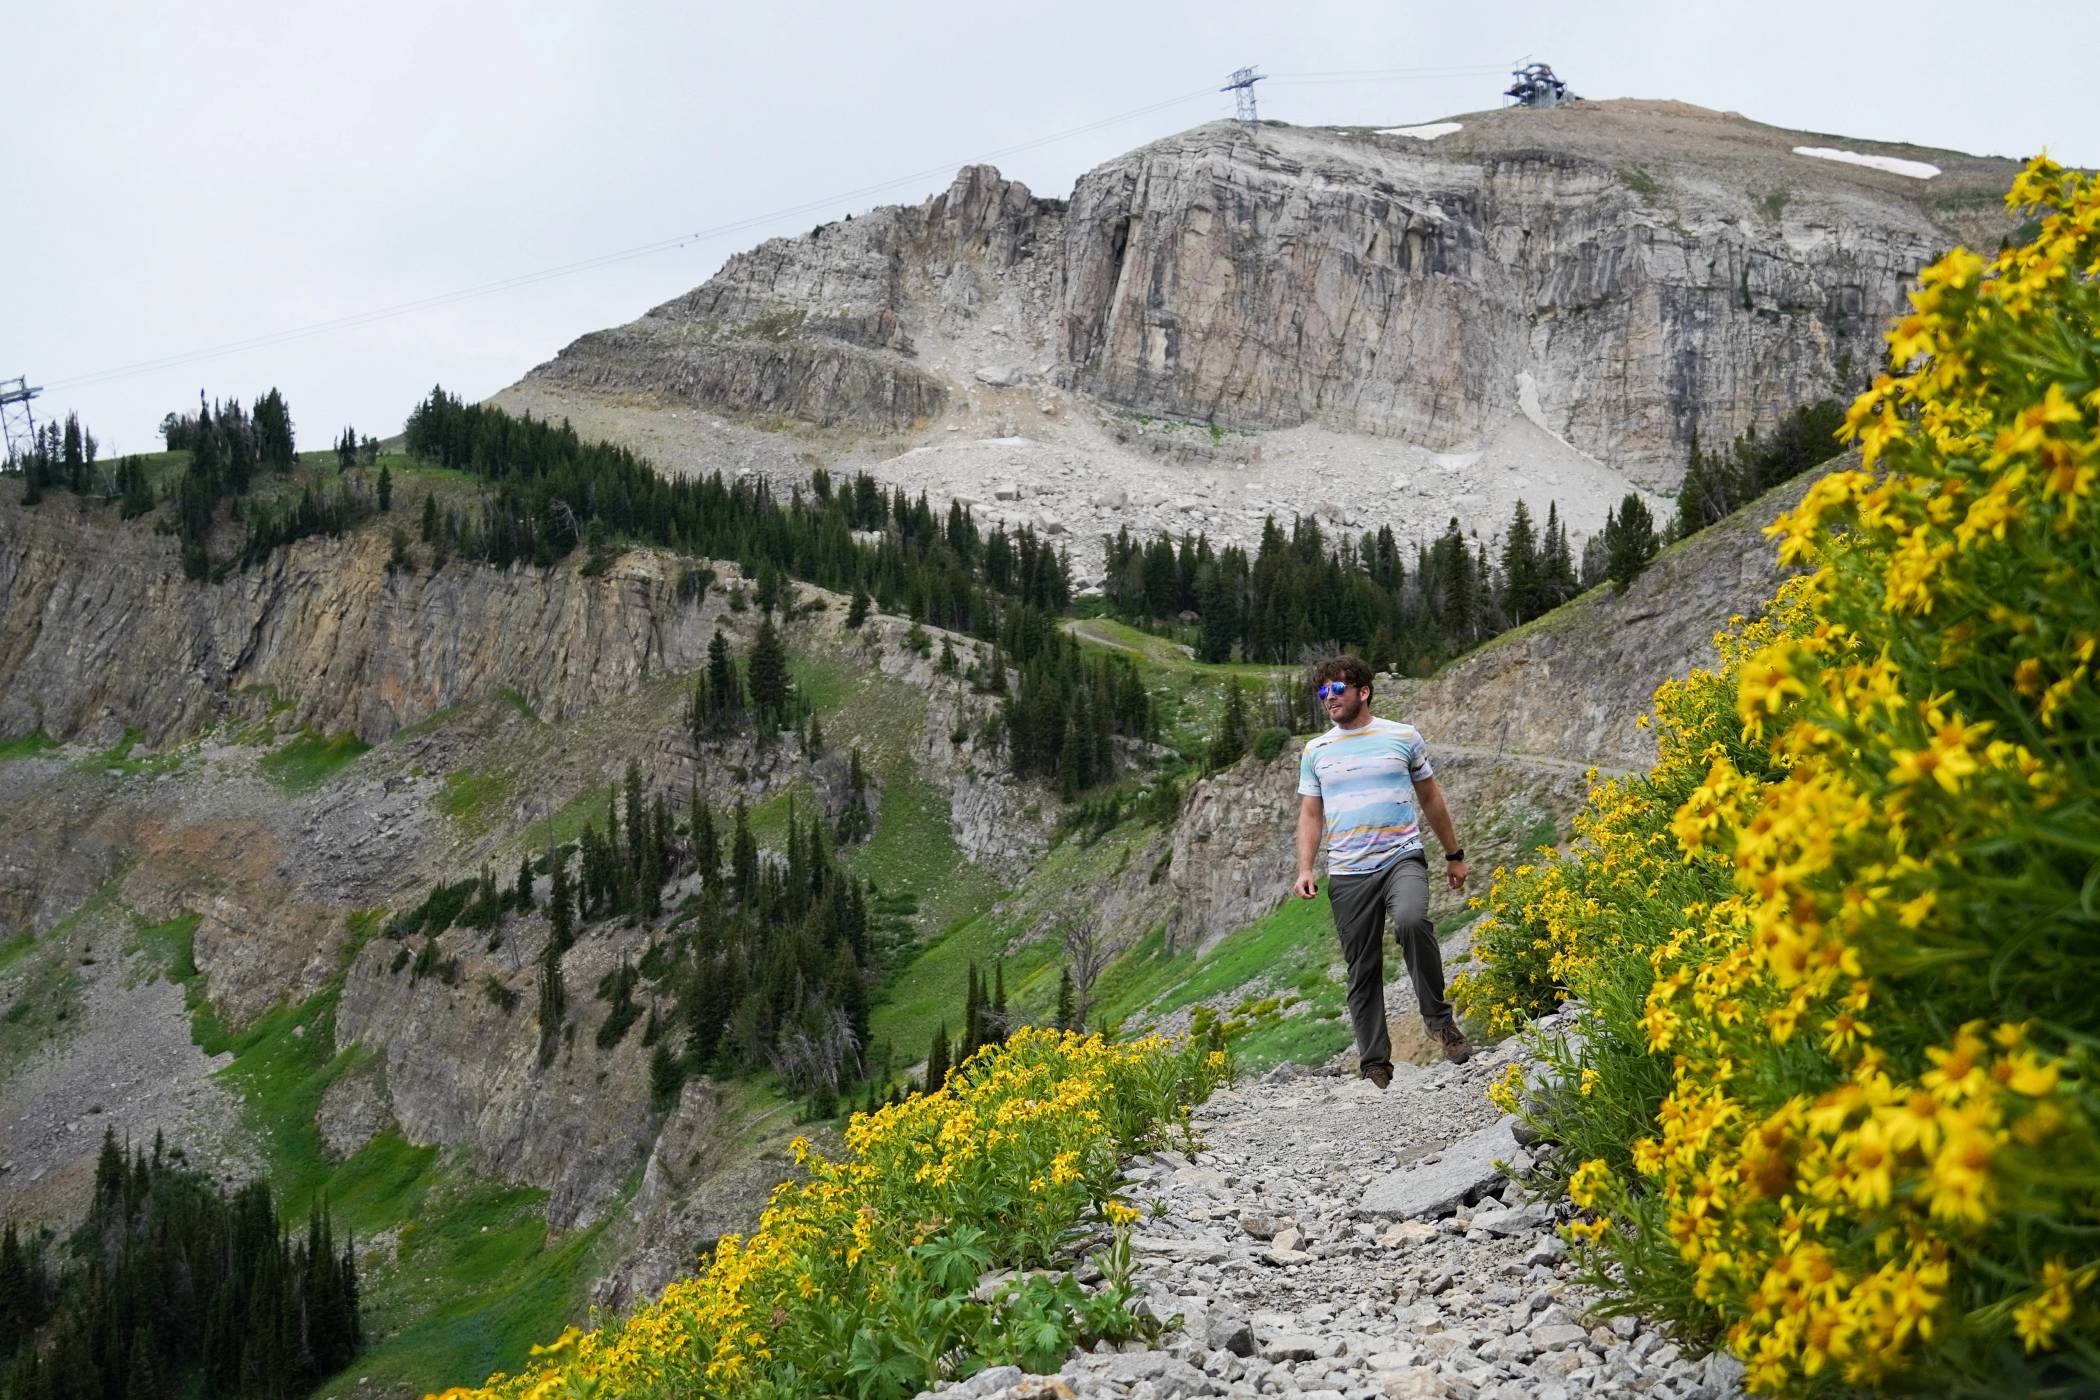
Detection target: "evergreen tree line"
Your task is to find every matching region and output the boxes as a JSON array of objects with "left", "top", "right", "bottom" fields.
[
  {"left": 683, "top": 591, "right": 1154, "bottom": 798},
  {"left": 171, "top": 392, "right": 378, "bottom": 580},
  {"left": 14, "top": 383, "right": 1837, "bottom": 691},
  {"left": 580, "top": 782, "right": 875, "bottom": 1117},
  {"left": 989, "top": 604, "right": 1156, "bottom": 794},
  {"left": 917, "top": 960, "right": 1010, "bottom": 1099},
  {"left": 0, "top": 1131, "right": 359, "bottom": 1400},
  {"left": 1670, "top": 398, "right": 1848, "bottom": 537},
  {"left": 8, "top": 414, "right": 99, "bottom": 502},
  {"left": 401, "top": 387, "right": 1073, "bottom": 622},
  {"left": 8, "top": 415, "right": 162, "bottom": 528},
  {"left": 13, "top": 390, "right": 387, "bottom": 581},
  {"left": 386, "top": 754, "right": 880, "bottom": 1115},
  {"left": 1100, "top": 400, "right": 1854, "bottom": 669},
  {"left": 1101, "top": 500, "right": 1592, "bottom": 673},
  {"left": 683, "top": 620, "right": 807, "bottom": 741}
]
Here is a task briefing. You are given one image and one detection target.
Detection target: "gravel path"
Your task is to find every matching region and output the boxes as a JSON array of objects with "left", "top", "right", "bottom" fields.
[{"left": 940, "top": 1009, "right": 1747, "bottom": 1400}]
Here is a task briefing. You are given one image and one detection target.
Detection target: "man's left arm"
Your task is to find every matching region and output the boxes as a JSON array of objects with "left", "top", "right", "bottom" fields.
[{"left": 1415, "top": 775, "right": 1468, "bottom": 891}]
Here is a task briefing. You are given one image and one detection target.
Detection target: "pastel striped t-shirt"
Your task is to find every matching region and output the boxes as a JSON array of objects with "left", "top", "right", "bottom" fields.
[{"left": 1297, "top": 716, "right": 1435, "bottom": 876}]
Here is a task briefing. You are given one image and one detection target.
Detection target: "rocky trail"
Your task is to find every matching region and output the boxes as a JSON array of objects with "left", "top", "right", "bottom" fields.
[{"left": 943, "top": 1008, "right": 1747, "bottom": 1400}]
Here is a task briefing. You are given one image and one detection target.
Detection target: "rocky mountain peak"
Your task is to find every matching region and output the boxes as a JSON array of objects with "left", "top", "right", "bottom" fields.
[{"left": 495, "top": 99, "right": 2015, "bottom": 579}]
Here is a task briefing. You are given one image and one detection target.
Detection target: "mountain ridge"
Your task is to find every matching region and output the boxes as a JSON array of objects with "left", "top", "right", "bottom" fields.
[{"left": 496, "top": 98, "right": 2013, "bottom": 589}]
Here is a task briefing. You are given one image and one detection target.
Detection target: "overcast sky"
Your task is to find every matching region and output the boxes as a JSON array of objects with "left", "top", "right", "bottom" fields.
[{"left": 10, "top": 0, "right": 2098, "bottom": 455}]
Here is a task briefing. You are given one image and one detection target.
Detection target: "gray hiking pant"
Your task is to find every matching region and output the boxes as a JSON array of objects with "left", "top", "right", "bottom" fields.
[{"left": 1326, "top": 851, "right": 1452, "bottom": 1073}]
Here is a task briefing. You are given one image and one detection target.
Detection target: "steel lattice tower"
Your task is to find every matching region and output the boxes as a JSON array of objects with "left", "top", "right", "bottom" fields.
[
  {"left": 0, "top": 376, "right": 40, "bottom": 469},
  {"left": 1221, "top": 66, "right": 1265, "bottom": 128}
]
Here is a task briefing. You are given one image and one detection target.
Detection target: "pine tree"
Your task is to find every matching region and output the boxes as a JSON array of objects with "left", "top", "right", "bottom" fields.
[
  {"left": 515, "top": 852, "right": 534, "bottom": 910},
  {"left": 836, "top": 748, "right": 872, "bottom": 844},
  {"left": 420, "top": 491, "right": 439, "bottom": 543},
  {"left": 1432, "top": 516, "right": 1477, "bottom": 647},
  {"left": 962, "top": 964, "right": 983, "bottom": 1058},
  {"left": 748, "top": 616, "right": 789, "bottom": 731},
  {"left": 731, "top": 800, "right": 759, "bottom": 907},
  {"left": 1540, "top": 502, "right": 1578, "bottom": 611},
  {"left": 1197, "top": 566, "right": 1239, "bottom": 663},
  {"left": 0, "top": 1220, "right": 29, "bottom": 1351},
  {"left": 1673, "top": 429, "right": 1731, "bottom": 536},
  {"left": 706, "top": 629, "right": 740, "bottom": 727},
  {"left": 1604, "top": 492, "right": 1660, "bottom": 591},
  {"left": 548, "top": 848, "right": 574, "bottom": 952},
  {"left": 1206, "top": 682, "right": 1250, "bottom": 773},
  {"left": 831, "top": 943, "right": 870, "bottom": 1059},
  {"left": 536, "top": 934, "right": 567, "bottom": 1067},
  {"left": 693, "top": 795, "right": 721, "bottom": 896},
  {"left": 377, "top": 463, "right": 393, "bottom": 512},
  {"left": 649, "top": 1040, "right": 685, "bottom": 1108},
  {"left": 93, "top": 1128, "right": 125, "bottom": 1220},
  {"left": 1500, "top": 499, "right": 1540, "bottom": 625},
  {"left": 991, "top": 961, "right": 1007, "bottom": 1044},
  {"left": 1055, "top": 967, "right": 1076, "bottom": 1031},
  {"left": 925, "top": 1022, "right": 950, "bottom": 1092},
  {"left": 1580, "top": 520, "right": 1609, "bottom": 591},
  {"left": 845, "top": 585, "right": 871, "bottom": 629}
]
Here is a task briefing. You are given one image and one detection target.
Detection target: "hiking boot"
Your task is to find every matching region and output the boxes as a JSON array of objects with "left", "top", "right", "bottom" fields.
[
  {"left": 1362, "top": 1063, "right": 1393, "bottom": 1090},
  {"left": 1431, "top": 1023, "right": 1474, "bottom": 1064}
]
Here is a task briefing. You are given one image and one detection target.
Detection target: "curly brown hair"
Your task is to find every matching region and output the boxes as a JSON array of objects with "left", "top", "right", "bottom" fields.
[{"left": 1311, "top": 654, "right": 1374, "bottom": 694}]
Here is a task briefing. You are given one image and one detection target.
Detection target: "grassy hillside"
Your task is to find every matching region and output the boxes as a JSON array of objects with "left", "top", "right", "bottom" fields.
[{"left": 0, "top": 447, "right": 1802, "bottom": 1398}]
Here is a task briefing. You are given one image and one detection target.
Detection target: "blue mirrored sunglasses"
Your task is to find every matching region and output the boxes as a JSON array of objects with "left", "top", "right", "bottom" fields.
[{"left": 1314, "top": 681, "right": 1352, "bottom": 700}]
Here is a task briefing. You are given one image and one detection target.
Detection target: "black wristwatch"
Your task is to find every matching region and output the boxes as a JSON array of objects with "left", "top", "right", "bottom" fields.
[{"left": 1444, "top": 849, "right": 1465, "bottom": 863}]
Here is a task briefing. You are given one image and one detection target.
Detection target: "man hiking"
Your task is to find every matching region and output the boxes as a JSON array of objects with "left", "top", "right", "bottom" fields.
[{"left": 1292, "top": 655, "right": 1473, "bottom": 1084}]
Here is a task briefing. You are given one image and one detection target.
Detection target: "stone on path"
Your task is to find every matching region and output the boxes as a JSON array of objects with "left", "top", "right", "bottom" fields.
[{"left": 1359, "top": 1117, "right": 1522, "bottom": 1219}]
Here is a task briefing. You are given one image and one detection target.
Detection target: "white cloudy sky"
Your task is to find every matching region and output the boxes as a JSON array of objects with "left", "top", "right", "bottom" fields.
[{"left": 10, "top": 0, "right": 2098, "bottom": 453}]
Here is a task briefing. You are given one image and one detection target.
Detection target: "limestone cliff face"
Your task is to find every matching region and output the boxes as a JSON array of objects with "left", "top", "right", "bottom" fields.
[
  {"left": 0, "top": 496, "right": 720, "bottom": 747},
  {"left": 515, "top": 100, "right": 2015, "bottom": 489},
  {"left": 1059, "top": 116, "right": 1935, "bottom": 485}
]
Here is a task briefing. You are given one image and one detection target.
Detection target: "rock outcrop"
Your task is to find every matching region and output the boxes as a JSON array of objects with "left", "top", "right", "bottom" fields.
[
  {"left": 335, "top": 915, "right": 662, "bottom": 1229},
  {"left": 0, "top": 495, "right": 723, "bottom": 747},
  {"left": 525, "top": 163, "right": 1065, "bottom": 432},
  {"left": 1393, "top": 461, "right": 1833, "bottom": 772}
]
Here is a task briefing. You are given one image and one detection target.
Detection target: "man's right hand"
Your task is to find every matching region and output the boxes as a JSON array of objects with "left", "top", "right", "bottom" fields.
[{"left": 1293, "top": 870, "right": 1319, "bottom": 899}]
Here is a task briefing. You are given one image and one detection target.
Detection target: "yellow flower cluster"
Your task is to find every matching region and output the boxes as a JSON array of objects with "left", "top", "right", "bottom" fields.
[
  {"left": 432, "top": 1028, "right": 1228, "bottom": 1400},
  {"left": 1458, "top": 156, "right": 2100, "bottom": 1397}
]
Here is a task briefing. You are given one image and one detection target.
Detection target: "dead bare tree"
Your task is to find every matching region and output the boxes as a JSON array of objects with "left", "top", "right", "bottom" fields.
[
  {"left": 548, "top": 496, "right": 583, "bottom": 547},
  {"left": 1063, "top": 915, "right": 1110, "bottom": 1032}
]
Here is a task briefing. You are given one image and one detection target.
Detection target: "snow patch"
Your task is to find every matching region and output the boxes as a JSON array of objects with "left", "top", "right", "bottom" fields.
[
  {"left": 1792, "top": 146, "right": 1939, "bottom": 180},
  {"left": 1377, "top": 122, "right": 1463, "bottom": 141}
]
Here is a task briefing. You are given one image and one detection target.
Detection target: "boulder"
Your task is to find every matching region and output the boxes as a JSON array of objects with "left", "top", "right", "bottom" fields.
[{"left": 1358, "top": 1117, "right": 1520, "bottom": 1219}]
